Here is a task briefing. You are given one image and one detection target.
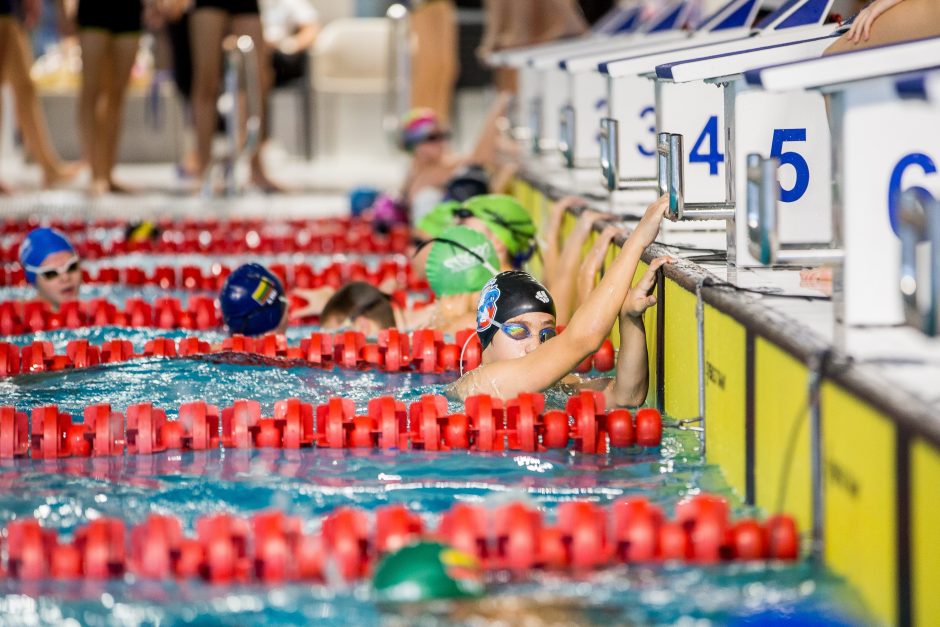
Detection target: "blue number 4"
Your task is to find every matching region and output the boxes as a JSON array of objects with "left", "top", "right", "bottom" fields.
[
  {"left": 689, "top": 116, "right": 723, "bottom": 176},
  {"left": 770, "top": 128, "right": 810, "bottom": 203}
]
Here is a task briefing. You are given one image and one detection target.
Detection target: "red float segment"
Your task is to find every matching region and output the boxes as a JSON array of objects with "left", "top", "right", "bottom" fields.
[
  {"left": 377, "top": 328, "right": 410, "bottom": 372},
  {"left": 275, "top": 398, "right": 315, "bottom": 448},
  {"left": 196, "top": 514, "right": 252, "bottom": 584},
  {"left": 143, "top": 337, "right": 178, "bottom": 358},
  {"left": 0, "top": 342, "right": 21, "bottom": 376},
  {"left": 567, "top": 391, "right": 608, "bottom": 454},
  {"left": 67, "top": 339, "right": 102, "bottom": 368},
  {"left": 558, "top": 501, "right": 612, "bottom": 569},
  {"left": 315, "top": 397, "right": 356, "bottom": 448},
  {"left": 465, "top": 394, "right": 506, "bottom": 452},
  {"left": 675, "top": 494, "right": 731, "bottom": 563},
  {"left": 75, "top": 518, "right": 127, "bottom": 579},
  {"left": 375, "top": 505, "right": 424, "bottom": 555},
  {"left": 731, "top": 519, "right": 769, "bottom": 560},
  {"left": 321, "top": 507, "right": 371, "bottom": 580},
  {"left": 178, "top": 402, "right": 221, "bottom": 450},
  {"left": 0, "top": 406, "right": 29, "bottom": 458},
  {"left": 612, "top": 497, "right": 664, "bottom": 562},
  {"left": 7, "top": 520, "right": 55, "bottom": 579},
  {"left": 635, "top": 408, "right": 663, "bottom": 448},
  {"left": 408, "top": 394, "right": 449, "bottom": 451},
  {"left": 606, "top": 409, "right": 635, "bottom": 448},
  {"left": 30, "top": 405, "right": 73, "bottom": 459},
  {"left": 437, "top": 503, "right": 488, "bottom": 562},
  {"left": 83, "top": 404, "right": 126, "bottom": 456},
  {"left": 21, "top": 341, "right": 55, "bottom": 373},
  {"left": 454, "top": 329, "right": 482, "bottom": 372},
  {"left": 101, "top": 339, "right": 135, "bottom": 363},
  {"left": 593, "top": 339, "right": 616, "bottom": 372},
  {"left": 368, "top": 396, "right": 408, "bottom": 450},
  {"left": 221, "top": 399, "right": 262, "bottom": 448},
  {"left": 766, "top": 515, "right": 800, "bottom": 560},
  {"left": 411, "top": 330, "right": 443, "bottom": 373},
  {"left": 334, "top": 331, "right": 365, "bottom": 369},
  {"left": 126, "top": 403, "right": 168, "bottom": 454},
  {"left": 493, "top": 502, "right": 542, "bottom": 571},
  {"left": 130, "top": 514, "right": 183, "bottom": 579},
  {"left": 506, "top": 393, "right": 545, "bottom": 452}
]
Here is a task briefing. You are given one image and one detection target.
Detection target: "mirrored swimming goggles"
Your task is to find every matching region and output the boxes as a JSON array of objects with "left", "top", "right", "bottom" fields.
[
  {"left": 26, "top": 255, "right": 81, "bottom": 281},
  {"left": 489, "top": 319, "right": 557, "bottom": 344}
]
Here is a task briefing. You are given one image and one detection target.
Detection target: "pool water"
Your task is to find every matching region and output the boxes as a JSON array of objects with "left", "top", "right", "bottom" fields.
[{"left": 0, "top": 289, "right": 871, "bottom": 625}]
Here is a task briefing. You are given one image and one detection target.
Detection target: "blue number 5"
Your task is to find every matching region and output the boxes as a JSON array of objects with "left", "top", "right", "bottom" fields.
[{"left": 770, "top": 129, "right": 810, "bottom": 203}]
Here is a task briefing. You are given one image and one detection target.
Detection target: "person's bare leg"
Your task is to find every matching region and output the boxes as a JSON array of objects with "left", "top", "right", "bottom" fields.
[
  {"left": 7, "top": 20, "right": 79, "bottom": 188},
  {"left": 825, "top": 0, "right": 940, "bottom": 55},
  {"left": 101, "top": 34, "right": 140, "bottom": 193},
  {"left": 189, "top": 8, "right": 227, "bottom": 181},
  {"left": 78, "top": 29, "right": 112, "bottom": 194},
  {"left": 231, "top": 13, "right": 285, "bottom": 192},
  {"left": 0, "top": 18, "right": 12, "bottom": 193}
]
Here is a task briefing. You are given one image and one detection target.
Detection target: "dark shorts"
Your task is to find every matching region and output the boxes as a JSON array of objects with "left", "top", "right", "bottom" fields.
[
  {"left": 194, "top": 0, "right": 260, "bottom": 15},
  {"left": 0, "top": 0, "right": 13, "bottom": 16},
  {"left": 77, "top": 0, "right": 143, "bottom": 34}
]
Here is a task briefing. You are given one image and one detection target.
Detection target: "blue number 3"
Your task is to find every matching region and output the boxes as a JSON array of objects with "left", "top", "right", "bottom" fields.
[{"left": 770, "top": 129, "right": 810, "bottom": 203}]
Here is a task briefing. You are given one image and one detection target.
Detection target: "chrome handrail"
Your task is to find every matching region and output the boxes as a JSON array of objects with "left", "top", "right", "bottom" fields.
[
  {"left": 899, "top": 187, "right": 940, "bottom": 336},
  {"left": 205, "top": 35, "right": 262, "bottom": 197}
]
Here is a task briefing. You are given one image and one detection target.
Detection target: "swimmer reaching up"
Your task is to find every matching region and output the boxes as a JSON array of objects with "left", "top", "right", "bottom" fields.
[{"left": 447, "top": 195, "right": 673, "bottom": 405}]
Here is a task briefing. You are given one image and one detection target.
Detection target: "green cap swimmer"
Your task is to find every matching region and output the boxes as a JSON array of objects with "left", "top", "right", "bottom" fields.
[
  {"left": 416, "top": 200, "right": 461, "bottom": 237},
  {"left": 425, "top": 226, "right": 500, "bottom": 297},
  {"left": 372, "top": 541, "right": 484, "bottom": 604},
  {"left": 460, "top": 195, "right": 535, "bottom": 257}
]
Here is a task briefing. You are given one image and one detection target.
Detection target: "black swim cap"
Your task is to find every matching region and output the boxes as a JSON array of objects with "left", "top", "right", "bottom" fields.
[{"left": 475, "top": 271, "right": 555, "bottom": 350}]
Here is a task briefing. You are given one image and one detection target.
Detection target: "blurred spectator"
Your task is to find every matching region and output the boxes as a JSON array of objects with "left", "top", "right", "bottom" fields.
[{"left": 260, "top": 0, "right": 320, "bottom": 87}]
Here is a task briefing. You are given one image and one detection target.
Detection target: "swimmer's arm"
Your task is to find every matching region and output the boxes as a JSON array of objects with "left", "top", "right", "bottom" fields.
[
  {"left": 540, "top": 196, "right": 582, "bottom": 289},
  {"left": 551, "top": 209, "right": 607, "bottom": 326},
  {"left": 604, "top": 256, "right": 674, "bottom": 407},
  {"left": 604, "top": 314, "right": 648, "bottom": 407},
  {"left": 577, "top": 224, "right": 620, "bottom": 309}
]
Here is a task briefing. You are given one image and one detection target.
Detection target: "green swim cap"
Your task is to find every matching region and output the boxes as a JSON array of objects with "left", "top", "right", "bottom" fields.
[
  {"left": 461, "top": 195, "right": 535, "bottom": 256},
  {"left": 416, "top": 200, "right": 461, "bottom": 237},
  {"left": 425, "top": 226, "right": 499, "bottom": 297},
  {"left": 372, "top": 541, "right": 484, "bottom": 603}
]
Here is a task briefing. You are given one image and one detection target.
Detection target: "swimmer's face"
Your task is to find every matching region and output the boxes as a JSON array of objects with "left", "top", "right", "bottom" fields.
[
  {"left": 320, "top": 313, "right": 383, "bottom": 336},
  {"left": 457, "top": 216, "right": 508, "bottom": 267},
  {"left": 413, "top": 132, "right": 447, "bottom": 162},
  {"left": 485, "top": 312, "right": 555, "bottom": 362},
  {"left": 34, "top": 251, "right": 82, "bottom": 309}
]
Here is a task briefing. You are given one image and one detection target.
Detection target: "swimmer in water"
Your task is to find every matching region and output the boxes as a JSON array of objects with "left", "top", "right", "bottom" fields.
[
  {"left": 19, "top": 227, "right": 82, "bottom": 310},
  {"left": 219, "top": 263, "right": 289, "bottom": 336},
  {"left": 447, "top": 195, "right": 673, "bottom": 404}
]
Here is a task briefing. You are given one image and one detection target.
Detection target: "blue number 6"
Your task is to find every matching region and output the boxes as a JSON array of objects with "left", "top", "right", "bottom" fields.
[{"left": 770, "top": 129, "right": 809, "bottom": 203}]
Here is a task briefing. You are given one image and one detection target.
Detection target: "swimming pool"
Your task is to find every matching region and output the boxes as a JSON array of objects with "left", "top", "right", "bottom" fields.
[{"left": 0, "top": 269, "right": 869, "bottom": 625}]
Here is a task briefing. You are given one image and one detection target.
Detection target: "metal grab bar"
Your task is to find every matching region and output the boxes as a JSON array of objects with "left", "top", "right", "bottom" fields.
[
  {"left": 657, "top": 132, "right": 735, "bottom": 222},
  {"left": 205, "top": 35, "right": 262, "bottom": 198},
  {"left": 384, "top": 3, "right": 411, "bottom": 142},
  {"left": 745, "top": 152, "right": 844, "bottom": 265},
  {"left": 529, "top": 97, "right": 544, "bottom": 154},
  {"left": 559, "top": 104, "right": 575, "bottom": 167},
  {"left": 599, "top": 117, "right": 657, "bottom": 192},
  {"left": 899, "top": 187, "right": 940, "bottom": 336}
]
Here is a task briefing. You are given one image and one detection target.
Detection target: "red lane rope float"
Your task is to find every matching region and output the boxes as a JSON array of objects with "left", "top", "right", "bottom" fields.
[
  {"left": 0, "top": 287, "right": 434, "bottom": 334},
  {"left": 0, "top": 495, "right": 800, "bottom": 582},
  {"left": 0, "top": 330, "right": 615, "bottom": 379},
  {"left": 0, "top": 218, "right": 410, "bottom": 261},
  {"left": 0, "top": 258, "right": 426, "bottom": 292},
  {"left": 0, "top": 391, "right": 661, "bottom": 459}
]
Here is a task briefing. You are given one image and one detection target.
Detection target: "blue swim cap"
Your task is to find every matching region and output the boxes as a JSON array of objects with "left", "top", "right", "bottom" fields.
[
  {"left": 219, "top": 264, "right": 288, "bottom": 336},
  {"left": 20, "top": 227, "right": 76, "bottom": 284}
]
